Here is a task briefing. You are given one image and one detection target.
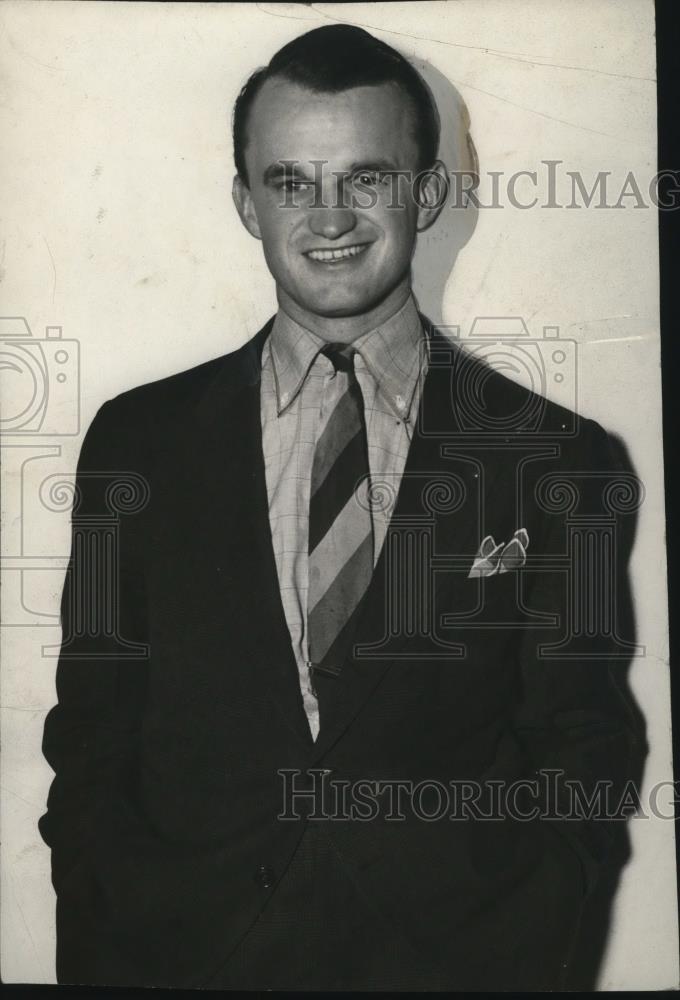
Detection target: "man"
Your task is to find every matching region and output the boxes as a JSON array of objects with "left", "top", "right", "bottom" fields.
[{"left": 40, "top": 24, "right": 645, "bottom": 991}]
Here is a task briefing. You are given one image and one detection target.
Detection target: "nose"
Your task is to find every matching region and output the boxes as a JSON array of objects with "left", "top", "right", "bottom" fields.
[{"left": 308, "top": 206, "right": 357, "bottom": 241}]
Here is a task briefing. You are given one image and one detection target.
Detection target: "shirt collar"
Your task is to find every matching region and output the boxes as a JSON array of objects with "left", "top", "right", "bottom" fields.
[
  {"left": 268, "top": 311, "right": 325, "bottom": 415},
  {"left": 351, "top": 295, "right": 424, "bottom": 420},
  {"left": 268, "top": 295, "right": 425, "bottom": 419}
]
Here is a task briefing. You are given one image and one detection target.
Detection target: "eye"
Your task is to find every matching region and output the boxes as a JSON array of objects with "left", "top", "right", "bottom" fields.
[
  {"left": 282, "top": 179, "right": 313, "bottom": 192},
  {"left": 271, "top": 177, "right": 314, "bottom": 196},
  {"left": 353, "top": 170, "right": 384, "bottom": 187}
]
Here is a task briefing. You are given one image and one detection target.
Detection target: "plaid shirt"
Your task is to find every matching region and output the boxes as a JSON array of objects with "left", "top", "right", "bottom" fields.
[{"left": 260, "top": 295, "right": 427, "bottom": 740}]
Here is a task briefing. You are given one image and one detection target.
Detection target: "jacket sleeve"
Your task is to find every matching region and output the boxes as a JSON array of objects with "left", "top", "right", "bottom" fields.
[
  {"left": 511, "top": 417, "right": 648, "bottom": 897},
  {"left": 39, "top": 398, "right": 150, "bottom": 893}
]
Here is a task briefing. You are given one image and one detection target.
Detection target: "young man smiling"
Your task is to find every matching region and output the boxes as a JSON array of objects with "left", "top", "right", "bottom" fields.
[{"left": 40, "top": 24, "right": 644, "bottom": 992}]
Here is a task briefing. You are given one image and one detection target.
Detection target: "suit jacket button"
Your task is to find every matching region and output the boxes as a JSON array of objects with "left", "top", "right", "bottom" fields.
[{"left": 254, "top": 864, "right": 276, "bottom": 889}]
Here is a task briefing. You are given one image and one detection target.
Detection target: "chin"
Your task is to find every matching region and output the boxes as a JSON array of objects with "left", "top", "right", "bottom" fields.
[
  {"left": 309, "top": 300, "right": 376, "bottom": 318},
  {"left": 302, "top": 288, "right": 380, "bottom": 318}
]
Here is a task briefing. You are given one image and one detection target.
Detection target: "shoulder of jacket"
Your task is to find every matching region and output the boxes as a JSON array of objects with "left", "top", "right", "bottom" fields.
[
  {"left": 99, "top": 322, "right": 271, "bottom": 423},
  {"left": 432, "top": 328, "right": 611, "bottom": 447},
  {"left": 79, "top": 323, "right": 272, "bottom": 465}
]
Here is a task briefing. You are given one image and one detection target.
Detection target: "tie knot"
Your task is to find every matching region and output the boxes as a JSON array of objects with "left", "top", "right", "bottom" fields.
[{"left": 322, "top": 343, "right": 356, "bottom": 374}]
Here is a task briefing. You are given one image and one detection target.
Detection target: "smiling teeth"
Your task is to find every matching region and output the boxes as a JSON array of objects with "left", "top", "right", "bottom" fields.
[{"left": 307, "top": 245, "right": 367, "bottom": 262}]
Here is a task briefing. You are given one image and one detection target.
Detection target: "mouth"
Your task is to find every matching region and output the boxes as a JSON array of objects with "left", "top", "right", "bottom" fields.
[{"left": 304, "top": 243, "right": 371, "bottom": 264}]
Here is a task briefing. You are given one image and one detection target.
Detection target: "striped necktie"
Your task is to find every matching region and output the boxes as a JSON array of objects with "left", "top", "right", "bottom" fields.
[{"left": 307, "top": 343, "right": 374, "bottom": 701}]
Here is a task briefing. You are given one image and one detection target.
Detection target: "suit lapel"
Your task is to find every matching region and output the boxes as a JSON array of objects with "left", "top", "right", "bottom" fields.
[
  {"left": 311, "top": 327, "right": 507, "bottom": 760},
  {"left": 192, "top": 321, "right": 314, "bottom": 750}
]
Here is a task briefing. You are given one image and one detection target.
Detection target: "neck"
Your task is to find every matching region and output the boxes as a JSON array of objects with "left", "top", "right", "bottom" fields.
[{"left": 277, "top": 279, "right": 413, "bottom": 343}]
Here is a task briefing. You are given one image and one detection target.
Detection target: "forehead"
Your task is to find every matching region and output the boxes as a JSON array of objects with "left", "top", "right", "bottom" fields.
[{"left": 245, "top": 78, "right": 419, "bottom": 172}]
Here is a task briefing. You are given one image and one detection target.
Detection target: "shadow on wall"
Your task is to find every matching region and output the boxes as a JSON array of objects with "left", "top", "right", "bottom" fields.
[
  {"left": 411, "top": 58, "right": 479, "bottom": 329},
  {"left": 565, "top": 430, "right": 648, "bottom": 991},
  {"left": 411, "top": 58, "right": 648, "bottom": 993}
]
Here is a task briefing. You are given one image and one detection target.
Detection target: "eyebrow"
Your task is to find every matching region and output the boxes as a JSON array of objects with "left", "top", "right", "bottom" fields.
[
  {"left": 345, "top": 159, "right": 400, "bottom": 174},
  {"left": 262, "top": 162, "right": 314, "bottom": 186}
]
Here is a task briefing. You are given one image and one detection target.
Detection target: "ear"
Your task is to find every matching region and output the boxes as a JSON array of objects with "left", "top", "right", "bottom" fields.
[
  {"left": 232, "top": 175, "right": 262, "bottom": 240},
  {"left": 415, "top": 159, "right": 449, "bottom": 232}
]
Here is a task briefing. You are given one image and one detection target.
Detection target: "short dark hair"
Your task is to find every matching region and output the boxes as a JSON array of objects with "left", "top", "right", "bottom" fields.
[{"left": 232, "top": 24, "right": 440, "bottom": 186}]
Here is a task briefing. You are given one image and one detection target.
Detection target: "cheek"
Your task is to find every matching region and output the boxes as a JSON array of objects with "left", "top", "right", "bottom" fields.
[
  {"left": 375, "top": 200, "right": 417, "bottom": 241},
  {"left": 374, "top": 214, "right": 417, "bottom": 267},
  {"left": 259, "top": 212, "right": 289, "bottom": 245},
  {"left": 258, "top": 217, "right": 298, "bottom": 270},
  {"left": 252, "top": 191, "right": 296, "bottom": 241}
]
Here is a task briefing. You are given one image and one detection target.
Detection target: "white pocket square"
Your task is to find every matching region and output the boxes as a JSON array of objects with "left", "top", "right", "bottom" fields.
[{"left": 468, "top": 528, "right": 529, "bottom": 578}]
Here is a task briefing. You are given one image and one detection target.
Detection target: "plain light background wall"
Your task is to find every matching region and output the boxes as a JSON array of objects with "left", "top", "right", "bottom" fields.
[{"left": 1, "top": 0, "right": 676, "bottom": 988}]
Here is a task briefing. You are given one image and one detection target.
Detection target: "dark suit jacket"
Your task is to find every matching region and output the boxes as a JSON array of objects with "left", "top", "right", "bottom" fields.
[{"left": 40, "top": 318, "right": 646, "bottom": 990}]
